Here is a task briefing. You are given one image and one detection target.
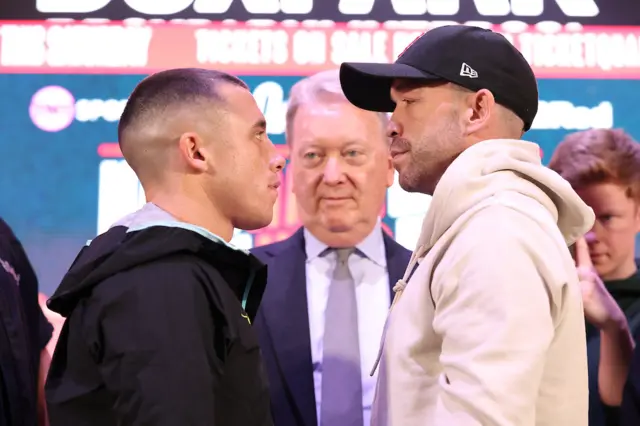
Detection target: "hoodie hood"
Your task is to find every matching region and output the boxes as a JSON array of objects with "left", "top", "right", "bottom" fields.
[
  {"left": 415, "top": 139, "right": 595, "bottom": 253},
  {"left": 48, "top": 204, "right": 266, "bottom": 320}
]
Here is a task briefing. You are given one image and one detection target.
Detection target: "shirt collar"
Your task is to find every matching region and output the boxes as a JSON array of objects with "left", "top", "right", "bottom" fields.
[{"left": 303, "top": 220, "right": 387, "bottom": 267}]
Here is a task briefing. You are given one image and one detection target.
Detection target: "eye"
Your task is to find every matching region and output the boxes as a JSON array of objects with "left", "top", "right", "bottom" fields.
[
  {"left": 303, "top": 152, "right": 318, "bottom": 160},
  {"left": 401, "top": 98, "right": 416, "bottom": 105},
  {"left": 255, "top": 130, "right": 266, "bottom": 139},
  {"left": 597, "top": 214, "right": 615, "bottom": 226},
  {"left": 345, "top": 150, "right": 360, "bottom": 157}
]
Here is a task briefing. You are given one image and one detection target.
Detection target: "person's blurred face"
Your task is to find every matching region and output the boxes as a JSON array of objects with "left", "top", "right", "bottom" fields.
[
  {"left": 206, "top": 83, "right": 285, "bottom": 230},
  {"left": 388, "top": 80, "right": 466, "bottom": 195},
  {"left": 576, "top": 182, "right": 640, "bottom": 280},
  {"left": 289, "top": 101, "right": 394, "bottom": 247}
]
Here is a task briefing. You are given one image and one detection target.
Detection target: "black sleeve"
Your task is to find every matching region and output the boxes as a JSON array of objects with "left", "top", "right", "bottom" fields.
[
  {"left": 621, "top": 336, "right": 640, "bottom": 426},
  {"left": 84, "top": 260, "right": 222, "bottom": 426},
  {"left": 0, "top": 218, "right": 53, "bottom": 352}
]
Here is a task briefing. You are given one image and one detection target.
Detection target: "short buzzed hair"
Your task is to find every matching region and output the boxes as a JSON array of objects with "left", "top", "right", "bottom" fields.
[
  {"left": 118, "top": 68, "right": 248, "bottom": 142},
  {"left": 117, "top": 68, "right": 248, "bottom": 181},
  {"left": 285, "top": 69, "right": 389, "bottom": 144}
]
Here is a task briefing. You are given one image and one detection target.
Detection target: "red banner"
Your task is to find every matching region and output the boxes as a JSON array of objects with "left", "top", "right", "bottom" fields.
[{"left": 1, "top": 20, "right": 639, "bottom": 78}]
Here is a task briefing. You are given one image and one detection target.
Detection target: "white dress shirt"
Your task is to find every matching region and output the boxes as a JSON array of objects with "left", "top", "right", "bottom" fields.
[{"left": 304, "top": 223, "right": 391, "bottom": 426}]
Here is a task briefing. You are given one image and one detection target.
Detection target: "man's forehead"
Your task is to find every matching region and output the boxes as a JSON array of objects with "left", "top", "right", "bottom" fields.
[
  {"left": 292, "top": 101, "right": 387, "bottom": 147},
  {"left": 218, "top": 83, "right": 264, "bottom": 118}
]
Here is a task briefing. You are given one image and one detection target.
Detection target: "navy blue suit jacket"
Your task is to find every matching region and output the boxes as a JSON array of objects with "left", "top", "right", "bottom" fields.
[{"left": 251, "top": 227, "right": 412, "bottom": 426}]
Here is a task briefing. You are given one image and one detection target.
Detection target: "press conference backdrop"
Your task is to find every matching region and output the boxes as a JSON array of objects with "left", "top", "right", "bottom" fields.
[{"left": 1, "top": 2, "right": 640, "bottom": 294}]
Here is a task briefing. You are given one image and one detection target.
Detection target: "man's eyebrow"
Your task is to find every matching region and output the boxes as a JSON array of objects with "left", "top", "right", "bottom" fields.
[{"left": 253, "top": 118, "right": 267, "bottom": 130}]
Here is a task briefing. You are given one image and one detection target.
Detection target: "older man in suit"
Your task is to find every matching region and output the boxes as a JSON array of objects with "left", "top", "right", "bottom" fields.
[{"left": 251, "top": 70, "right": 412, "bottom": 426}]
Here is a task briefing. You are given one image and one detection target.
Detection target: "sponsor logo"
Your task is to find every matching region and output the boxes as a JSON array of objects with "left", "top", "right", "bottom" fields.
[
  {"left": 532, "top": 100, "right": 614, "bottom": 130},
  {"left": 29, "top": 86, "right": 128, "bottom": 132},
  {"left": 31, "top": 82, "right": 287, "bottom": 133},
  {"left": 29, "top": 86, "right": 76, "bottom": 132}
]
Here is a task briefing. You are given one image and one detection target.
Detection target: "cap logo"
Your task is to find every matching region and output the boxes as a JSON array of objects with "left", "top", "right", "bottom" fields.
[{"left": 460, "top": 63, "right": 478, "bottom": 78}]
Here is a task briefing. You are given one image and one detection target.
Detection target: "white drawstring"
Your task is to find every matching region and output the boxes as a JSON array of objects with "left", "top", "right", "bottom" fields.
[
  {"left": 392, "top": 279, "right": 408, "bottom": 293},
  {"left": 370, "top": 245, "right": 426, "bottom": 376}
]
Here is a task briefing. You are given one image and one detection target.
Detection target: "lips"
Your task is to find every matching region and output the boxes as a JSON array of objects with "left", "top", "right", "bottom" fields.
[
  {"left": 390, "top": 149, "right": 408, "bottom": 159},
  {"left": 390, "top": 137, "right": 410, "bottom": 158},
  {"left": 269, "top": 181, "right": 281, "bottom": 190}
]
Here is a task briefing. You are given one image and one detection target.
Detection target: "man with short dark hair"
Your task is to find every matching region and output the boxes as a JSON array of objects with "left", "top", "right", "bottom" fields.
[
  {"left": 44, "top": 68, "right": 285, "bottom": 426},
  {"left": 340, "top": 25, "right": 595, "bottom": 425}
]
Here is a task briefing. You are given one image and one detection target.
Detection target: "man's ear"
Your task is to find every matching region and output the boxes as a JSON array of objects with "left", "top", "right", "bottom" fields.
[
  {"left": 178, "top": 132, "right": 209, "bottom": 172},
  {"left": 462, "top": 89, "right": 495, "bottom": 135}
]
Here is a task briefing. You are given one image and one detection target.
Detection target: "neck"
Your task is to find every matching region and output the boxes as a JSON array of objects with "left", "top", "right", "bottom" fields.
[{"left": 146, "top": 190, "right": 234, "bottom": 242}]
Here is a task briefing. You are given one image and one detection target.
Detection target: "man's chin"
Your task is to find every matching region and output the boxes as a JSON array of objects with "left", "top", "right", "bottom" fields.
[
  {"left": 234, "top": 215, "right": 273, "bottom": 232},
  {"left": 322, "top": 215, "right": 355, "bottom": 234},
  {"left": 398, "top": 174, "right": 421, "bottom": 193},
  {"left": 593, "top": 263, "right": 613, "bottom": 279},
  {"left": 399, "top": 170, "right": 437, "bottom": 195}
]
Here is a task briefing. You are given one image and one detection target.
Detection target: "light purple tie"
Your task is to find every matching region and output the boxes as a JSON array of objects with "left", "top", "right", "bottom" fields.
[{"left": 321, "top": 248, "right": 363, "bottom": 426}]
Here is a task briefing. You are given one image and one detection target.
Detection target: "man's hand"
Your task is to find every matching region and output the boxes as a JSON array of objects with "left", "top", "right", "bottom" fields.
[
  {"left": 575, "top": 237, "right": 625, "bottom": 329},
  {"left": 575, "top": 236, "right": 634, "bottom": 406}
]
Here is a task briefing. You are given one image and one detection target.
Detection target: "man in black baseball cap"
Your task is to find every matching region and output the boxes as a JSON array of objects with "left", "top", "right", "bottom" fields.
[
  {"left": 340, "top": 25, "right": 594, "bottom": 426},
  {"left": 341, "top": 24, "right": 538, "bottom": 130},
  {"left": 341, "top": 24, "right": 539, "bottom": 195}
]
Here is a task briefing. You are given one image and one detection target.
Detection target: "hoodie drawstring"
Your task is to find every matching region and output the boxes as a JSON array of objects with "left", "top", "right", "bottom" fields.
[{"left": 369, "top": 245, "right": 426, "bottom": 376}]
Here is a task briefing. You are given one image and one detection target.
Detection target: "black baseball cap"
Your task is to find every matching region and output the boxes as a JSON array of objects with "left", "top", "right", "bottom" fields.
[{"left": 339, "top": 25, "right": 539, "bottom": 131}]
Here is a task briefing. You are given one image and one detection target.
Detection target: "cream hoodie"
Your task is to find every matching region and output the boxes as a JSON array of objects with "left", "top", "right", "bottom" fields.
[{"left": 371, "top": 139, "right": 595, "bottom": 426}]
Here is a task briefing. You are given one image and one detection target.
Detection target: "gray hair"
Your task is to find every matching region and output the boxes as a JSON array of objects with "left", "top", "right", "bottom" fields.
[{"left": 285, "top": 69, "right": 389, "bottom": 144}]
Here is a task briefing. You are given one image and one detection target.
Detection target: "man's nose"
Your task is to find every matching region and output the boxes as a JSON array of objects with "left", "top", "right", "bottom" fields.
[
  {"left": 322, "top": 157, "right": 344, "bottom": 184},
  {"left": 387, "top": 117, "right": 401, "bottom": 139},
  {"left": 266, "top": 135, "right": 285, "bottom": 172},
  {"left": 270, "top": 154, "right": 285, "bottom": 172}
]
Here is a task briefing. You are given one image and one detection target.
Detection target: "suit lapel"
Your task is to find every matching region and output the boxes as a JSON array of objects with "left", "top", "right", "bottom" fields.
[
  {"left": 383, "top": 232, "right": 412, "bottom": 300},
  {"left": 260, "top": 229, "right": 317, "bottom": 426}
]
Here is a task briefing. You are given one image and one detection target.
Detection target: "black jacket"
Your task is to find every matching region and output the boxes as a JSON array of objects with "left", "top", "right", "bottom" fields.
[
  {"left": 45, "top": 224, "right": 273, "bottom": 426},
  {"left": 0, "top": 218, "right": 53, "bottom": 426}
]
